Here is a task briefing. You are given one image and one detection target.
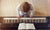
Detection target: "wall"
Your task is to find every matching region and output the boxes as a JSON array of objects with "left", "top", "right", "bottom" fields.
[
  {"left": 0, "top": 0, "right": 1, "bottom": 16},
  {"left": 0, "top": 0, "right": 34, "bottom": 16},
  {"left": 0, "top": 0, "right": 50, "bottom": 16}
]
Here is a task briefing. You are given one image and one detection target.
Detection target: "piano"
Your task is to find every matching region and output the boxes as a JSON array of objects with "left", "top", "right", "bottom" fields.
[{"left": 0, "top": 16, "right": 50, "bottom": 30}]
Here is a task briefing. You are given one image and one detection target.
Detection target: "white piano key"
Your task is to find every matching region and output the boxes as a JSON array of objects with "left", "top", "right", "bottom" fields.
[
  {"left": 14, "top": 19, "right": 16, "bottom": 23},
  {"left": 14, "top": 19, "right": 15, "bottom": 23},
  {"left": 7, "top": 19, "right": 10, "bottom": 23},
  {"left": 11, "top": 20, "right": 13, "bottom": 23},
  {"left": 4, "top": 20, "right": 7, "bottom": 23}
]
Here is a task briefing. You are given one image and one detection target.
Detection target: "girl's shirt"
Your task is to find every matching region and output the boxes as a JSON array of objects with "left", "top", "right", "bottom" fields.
[{"left": 16, "top": 4, "right": 33, "bottom": 16}]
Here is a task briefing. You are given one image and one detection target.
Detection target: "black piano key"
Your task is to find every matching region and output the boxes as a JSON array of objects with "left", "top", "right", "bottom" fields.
[
  {"left": 39, "top": 19, "right": 41, "bottom": 23},
  {"left": 33, "top": 19, "right": 35, "bottom": 23},
  {"left": 17, "top": 19, "right": 20, "bottom": 23},
  {"left": 42, "top": 19, "right": 44, "bottom": 23},
  {"left": 23, "top": 19, "right": 26, "bottom": 23},
  {"left": 31, "top": 19, "right": 33, "bottom": 23},
  {"left": 20, "top": 19, "right": 23, "bottom": 23},
  {"left": 29, "top": 19, "right": 31, "bottom": 23}
]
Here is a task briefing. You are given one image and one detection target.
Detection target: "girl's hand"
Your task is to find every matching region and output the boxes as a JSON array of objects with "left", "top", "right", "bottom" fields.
[
  {"left": 17, "top": 16, "right": 21, "bottom": 18},
  {"left": 30, "top": 16, "right": 33, "bottom": 18},
  {"left": 18, "top": 16, "right": 20, "bottom": 18}
]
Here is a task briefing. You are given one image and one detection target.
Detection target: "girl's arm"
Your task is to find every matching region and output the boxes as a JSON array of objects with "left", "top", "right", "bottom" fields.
[
  {"left": 16, "top": 4, "right": 23, "bottom": 18},
  {"left": 16, "top": 4, "right": 21, "bottom": 18},
  {"left": 30, "top": 10, "right": 33, "bottom": 17},
  {"left": 16, "top": 8, "right": 20, "bottom": 18}
]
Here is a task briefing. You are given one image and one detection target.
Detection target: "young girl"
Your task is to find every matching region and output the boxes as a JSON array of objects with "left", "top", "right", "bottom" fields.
[{"left": 16, "top": 2, "right": 35, "bottom": 30}]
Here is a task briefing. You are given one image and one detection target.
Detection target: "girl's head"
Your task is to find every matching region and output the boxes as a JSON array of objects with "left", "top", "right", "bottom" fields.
[{"left": 20, "top": 2, "right": 31, "bottom": 12}]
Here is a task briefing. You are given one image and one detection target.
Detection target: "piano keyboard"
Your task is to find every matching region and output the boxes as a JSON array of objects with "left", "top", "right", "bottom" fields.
[{"left": 3, "top": 17, "right": 47, "bottom": 23}]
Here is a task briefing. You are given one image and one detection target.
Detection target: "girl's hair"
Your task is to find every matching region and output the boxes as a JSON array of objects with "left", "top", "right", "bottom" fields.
[{"left": 20, "top": 2, "right": 32, "bottom": 12}]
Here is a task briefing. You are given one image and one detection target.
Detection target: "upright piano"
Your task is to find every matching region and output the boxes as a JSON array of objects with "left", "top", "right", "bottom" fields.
[{"left": 0, "top": 16, "right": 50, "bottom": 30}]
